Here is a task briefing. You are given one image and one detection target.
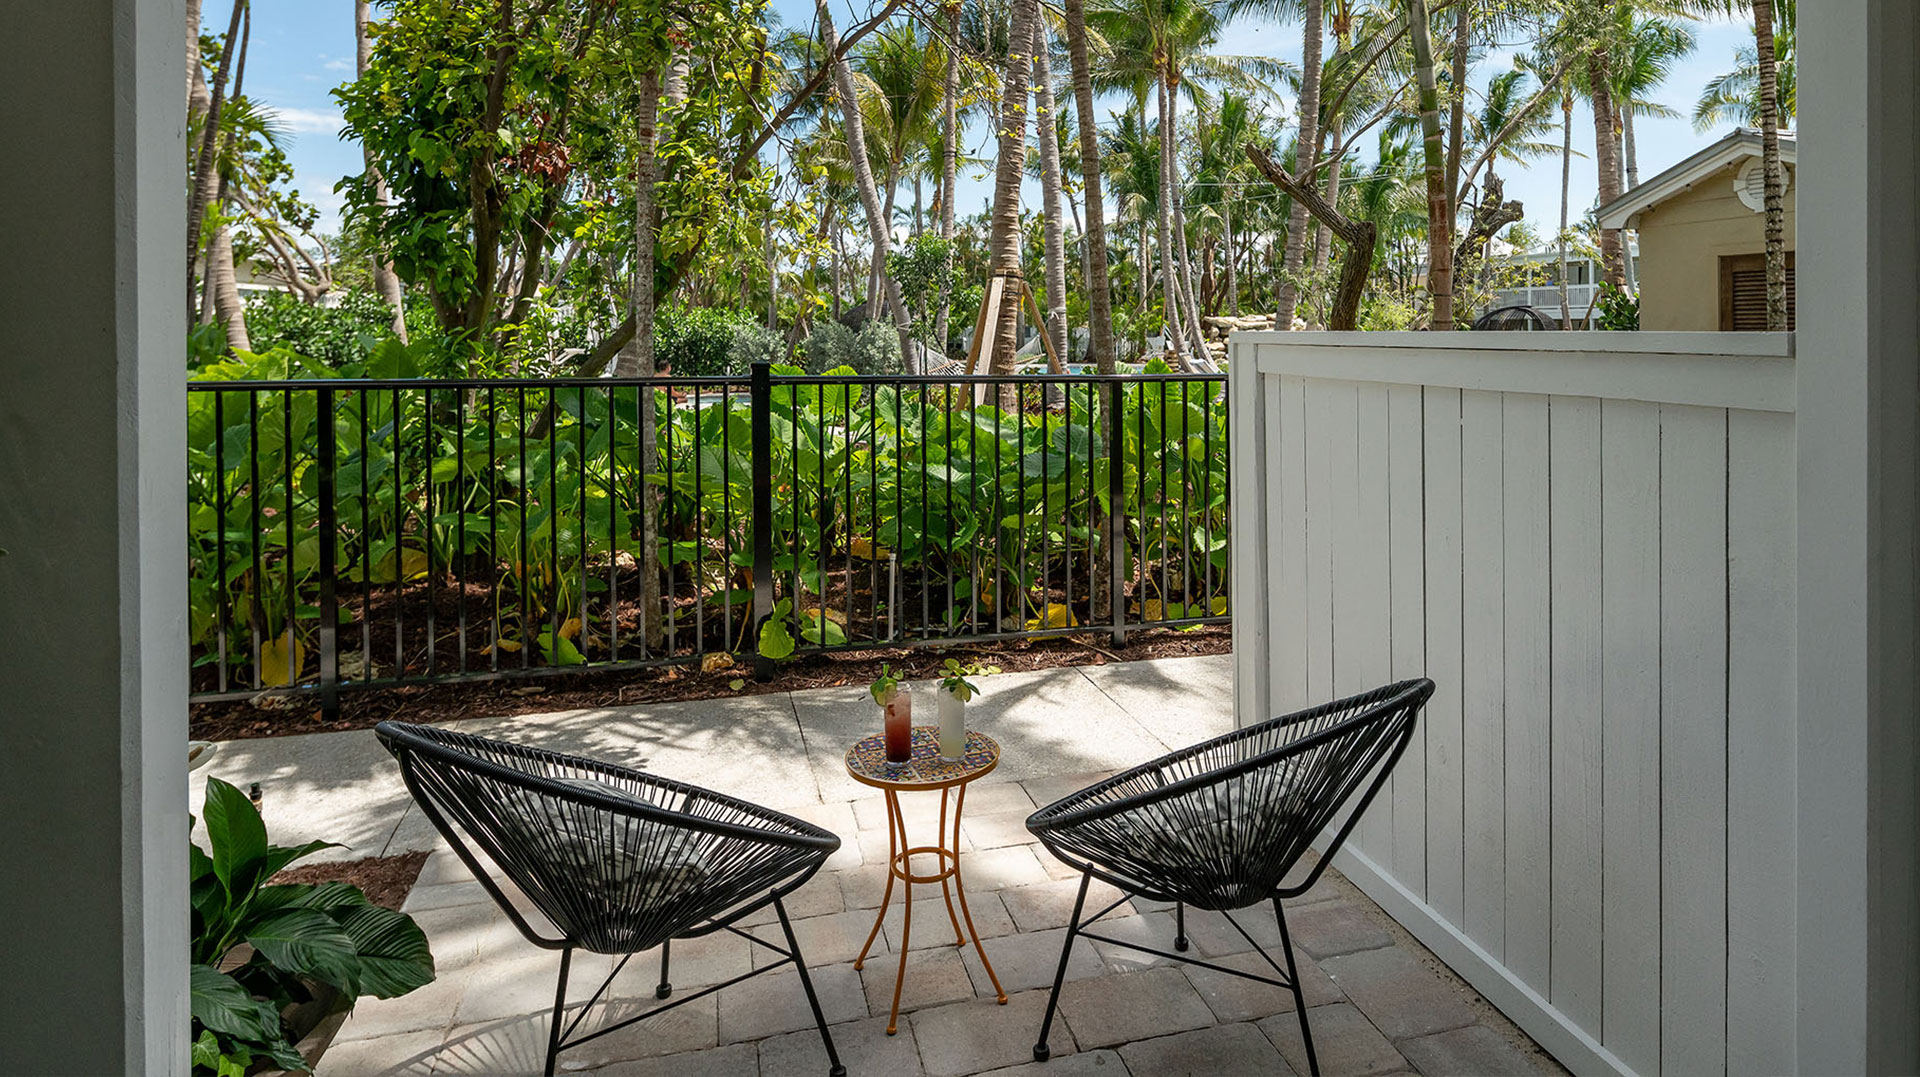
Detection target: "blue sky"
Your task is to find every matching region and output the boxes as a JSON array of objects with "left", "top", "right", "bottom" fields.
[{"left": 207, "top": 1, "right": 1757, "bottom": 244}]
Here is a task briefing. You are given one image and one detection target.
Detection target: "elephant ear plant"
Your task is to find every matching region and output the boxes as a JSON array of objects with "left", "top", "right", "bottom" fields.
[{"left": 190, "top": 777, "right": 435, "bottom": 1075}]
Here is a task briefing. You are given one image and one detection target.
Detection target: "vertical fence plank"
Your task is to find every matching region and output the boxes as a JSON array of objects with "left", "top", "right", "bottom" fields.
[
  {"left": 1502, "top": 392, "right": 1552, "bottom": 991},
  {"left": 1660, "top": 404, "right": 1729, "bottom": 1077},
  {"left": 1304, "top": 379, "right": 1342, "bottom": 707},
  {"left": 1423, "top": 386, "right": 1466, "bottom": 926},
  {"left": 1387, "top": 383, "right": 1428, "bottom": 892},
  {"left": 1271, "top": 374, "right": 1311, "bottom": 716},
  {"left": 1460, "top": 389, "right": 1507, "bottom": 956},
  {"left": 1548, "top": 395, "right": 1604, "bottom": 1036},
  {"left": 1601, "top": 398, "right": 1662, "bottom": 1077},
  {"left": 1352, "top": 382, "right": 1394, "bottom": 861},
  {"left": 1726, "top": 408, "right": 1797, "bottom": 1075},
  {"left": 1230, "top": 353, "right": 1270, "bottom": 726}
]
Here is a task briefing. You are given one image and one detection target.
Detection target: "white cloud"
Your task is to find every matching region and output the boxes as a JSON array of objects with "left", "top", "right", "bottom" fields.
[
  {"left": 322, "top": 56, "right": 354, "bottom": 73},
  {"left": 276, "top": 107, "right": 345, "bottom": 136}
]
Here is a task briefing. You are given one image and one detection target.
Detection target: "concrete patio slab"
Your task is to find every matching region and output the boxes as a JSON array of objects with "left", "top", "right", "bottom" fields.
[{"left": 213, "top": 654, "right": 1568, "bottom": 1077}]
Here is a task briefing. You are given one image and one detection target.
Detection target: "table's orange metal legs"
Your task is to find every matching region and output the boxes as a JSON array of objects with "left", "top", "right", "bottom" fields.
[{"left": 852, "top": 783, "right": 1008, "bottom": 1034}]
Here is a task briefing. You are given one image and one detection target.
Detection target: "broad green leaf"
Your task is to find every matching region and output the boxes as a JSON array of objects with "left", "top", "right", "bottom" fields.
[
  {"left": 189, "top": 964, "right": 281, "bottom": 1042},
  {"left": 333, "top": 904, "right": 436, "bottom": 999},
  {"left": 202, "top": 778, "right": 268, "bottom": 898},
  {"left": 244, "top": 908, "right": 362, "bottom": 994}
]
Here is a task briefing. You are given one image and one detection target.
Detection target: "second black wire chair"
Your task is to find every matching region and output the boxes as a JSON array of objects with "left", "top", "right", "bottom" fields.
[
  {"left": 376, "top": 721, "right": 849, "bottom": 1077},
  {"left": 1023, "top": 679, "right": 1434, "bottom": 1075}
]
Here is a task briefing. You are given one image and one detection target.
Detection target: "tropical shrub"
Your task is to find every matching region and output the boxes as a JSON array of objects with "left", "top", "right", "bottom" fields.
[
  {"left": 184, "top": 359, "right": 1228, "bottom": 690},
  {"left": 728, "top": 322, "right": 786, "bottom": 369},
  {"left": 800, "top": 321, "right": 902, "bottom": 374},
  {"left": 190, "top": 777, "right": 434, "bottom": 1074},
  {"left": 656, "top": 304, "right": 756, "bottom": 376},
  {"left": 242, "top": 289, "right": 408, "bottom": 371},
  {"left": 1595, "top": 281, "right": 1641, "bottom": 331}
]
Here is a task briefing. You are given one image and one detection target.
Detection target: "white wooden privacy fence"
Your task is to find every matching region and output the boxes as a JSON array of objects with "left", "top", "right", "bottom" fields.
[{"left": 1229, "top": 332, "right": 1798, "bottom": 1077}]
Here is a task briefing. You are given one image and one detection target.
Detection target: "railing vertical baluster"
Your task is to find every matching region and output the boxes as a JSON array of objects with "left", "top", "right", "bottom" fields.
[
  {"left": 455, "top": 389, "right": 468, "bottom": 672},
  {"left": 610, "top": 384, "right": 621, "bottom": 662},
  {"left": 750, "top": 362, "right": 775, "bottom": 679},
  {"left": 316, "top": 386, "right": 339, "bottom": 720},
  {"left": 214, "top": 392, "right": 229, "bottom": 693},
  {"left": 424, "top": 388, "right": 437, "bottom": 676},
  {"left": 1108, "top": 379, "right": 1126, "bottom": 647}
]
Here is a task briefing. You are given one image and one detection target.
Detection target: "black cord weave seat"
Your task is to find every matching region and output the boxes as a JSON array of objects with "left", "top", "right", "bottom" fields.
[
  {"left": 377, "top": 721, "right": 848, "bottom": 1076},
  {"left": 1023, "top": 679, "right": 1434, "bottom": 1074}
]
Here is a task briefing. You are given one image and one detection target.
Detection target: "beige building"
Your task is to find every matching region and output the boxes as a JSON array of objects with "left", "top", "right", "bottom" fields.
[{"left": 1597, "top": 127, "right": 1797, "bottom": 331}]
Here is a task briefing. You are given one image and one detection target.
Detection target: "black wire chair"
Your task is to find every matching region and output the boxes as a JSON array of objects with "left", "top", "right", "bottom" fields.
[
  {"left": 1023, "top": 679, "right": 1434, "bottom": 1075},
  {"left": 376, "top": 721, "right": 849, "bottom": 1077}
]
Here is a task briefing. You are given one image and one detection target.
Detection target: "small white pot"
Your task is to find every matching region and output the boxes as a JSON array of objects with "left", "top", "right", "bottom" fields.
[{"left": 937, "top": 688, "right": 967, "bottom": 761}]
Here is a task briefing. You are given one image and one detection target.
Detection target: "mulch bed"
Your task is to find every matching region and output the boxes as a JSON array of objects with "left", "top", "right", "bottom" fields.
[
  {"left": 270, "top": 850, "right": 429, "bottom": 911},
  {"left": 190, "top": 626, "right": 1232, "bottom": 742}
]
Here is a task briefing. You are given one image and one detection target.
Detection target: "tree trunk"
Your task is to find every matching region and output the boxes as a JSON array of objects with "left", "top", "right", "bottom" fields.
[
  {"left": 1623, "top": 107, "right": 1639, "bottom": 189},
  {"left": 986, "top": 0, "right": 1038, "bottom": 373},
  {"left": 1275, "top": 0, "right": 1322, "bottom": 329},
  {"left": 1165, "top": 69, "right": 1209, "bottom": 367},
  {"left": 614, "top": 67, "right": 663, "bottom": 647},
  {"left": 934, "top": 1, "right": 960, "bottom": 356},
  {"left": 1224, "top": 202, "right": 1239, "bottom": 315},
  {"left": 819, "top": 0, "right": 917, "bottom": 370},
  {"left": 1558, "top": 92, "right": 1573, "bottom": 330},
  {"left": 1248, "top": 144, "right": 1375, "bottom": 331},
  {"left": 355, "top": 0, "right": 408, "bottom": 341},
  {"left": 1443, "top": 0, "right": 1469, "bottom": 211},
  {"left": 868, "top": 160, "right": 901, "bottom": 321},
  {"left": 1407, "top": 0, "right": 1453, "bottom": 329},
  {"left": 1752, "top": 0, "right": 1787, "bottom": 329},
  {"left": 1153, "top": 74, "right": 1189, "bottom": 362},
  {"left": 206, "top": 222, "right": 250, "bottom": 351},
  {"left": 188, "top": 0, "right": 246, "bottom": 324},
  {"left": 1033, "top": 17, "right": 1070, "bottom": 367},
  {"left": 1588, "top": 19, "right": 1626, "bottom": 287}
]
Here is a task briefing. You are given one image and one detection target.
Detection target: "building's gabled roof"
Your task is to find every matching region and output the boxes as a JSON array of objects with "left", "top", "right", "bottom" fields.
[{"left": 1596, "top": 127, "right": 1798, "bottom": 230}]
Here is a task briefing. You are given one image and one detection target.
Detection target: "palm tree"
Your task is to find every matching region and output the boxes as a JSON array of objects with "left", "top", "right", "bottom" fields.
[
  {"left": 1749, "top": 0, "right": 1788, "bottom": 328},
  {"left": 1608, "top": 16, "right": 1695, "bottom": 188},
  {"left": 853, "top": 27, "right": 944, "bottom": 320},
  {"left": 1032, "top": 15, "right": 1071, "bottom": 366},
  {"left": 1692, "top": 19, "right": 1795, "bottom": 129},
  {"left": 1061, "top": 0, "right": 1118, "bottom": 369},
  {"left": 986, "top": 0, "right": 1040, "bottom": 372},
  {"left": 1275, "top": 0, "right": 1320, "bottom": 330},
  {"left": 935, "top": 1, "right": 962, "bottom": 355},
  {"left": 816, "top": 0, "right": 917, "bottom": 369}
]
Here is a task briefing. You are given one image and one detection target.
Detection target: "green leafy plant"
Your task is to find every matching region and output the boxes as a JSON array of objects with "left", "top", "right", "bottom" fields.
[
  {"left": 870, "top": 662, "right": 901, "bottom": 705},
  {"left": 1594, "top": 281, "right": 1641, "bottom": 331},
  {"left": 936, "top": 658, "right": 1000, "bottom": 702},
  {"left": 190, "top": 777, "right": 435, "bottom": 1074}
]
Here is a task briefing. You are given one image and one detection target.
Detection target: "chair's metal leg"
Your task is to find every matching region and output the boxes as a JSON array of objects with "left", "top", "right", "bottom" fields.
[
  {"left": 1273, "top": 896, "right": 1319, "bottom": 1076},
  {"left": 544, "top": 945, "right": 573, "bottom": 1077},
  {"left": 776, "top": 895, "right": 847, "bottom": 1077},
  {"left": 1175, "top": 901, "right": 1189, "bottom": 951},
  {"left": 1032, "top": 871, "right": 1093, "bottom": 1062},
  {"left": 657, "top": 937, "right": 673, "bottom": 999}
]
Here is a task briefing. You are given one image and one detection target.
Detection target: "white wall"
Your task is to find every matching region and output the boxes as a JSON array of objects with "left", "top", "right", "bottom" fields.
[
  {"left": 0, "top": 0, "right": 188, "bottom": 1071},
  {"left": 1231, "top": 333, "right": 1798, "bottom": 1077}
]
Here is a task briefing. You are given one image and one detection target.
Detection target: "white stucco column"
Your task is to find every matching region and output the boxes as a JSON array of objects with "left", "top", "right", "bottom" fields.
[
  {"left": 1794, "top": 0, "right": 1920, "bottom": 1071},
  {"left": 0, "top": 0, "right": 188, "bottom": 1072}
]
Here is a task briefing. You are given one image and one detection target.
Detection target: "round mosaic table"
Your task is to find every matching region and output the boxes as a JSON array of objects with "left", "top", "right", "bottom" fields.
[{"left": 845, "top": 725, "right": 1007, "bottom": 1034}]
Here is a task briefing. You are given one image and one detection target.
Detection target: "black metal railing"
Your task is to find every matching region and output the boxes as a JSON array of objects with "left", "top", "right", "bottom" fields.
[{"left": 186, "top": 364, "right": 1230, "bottom": 716}]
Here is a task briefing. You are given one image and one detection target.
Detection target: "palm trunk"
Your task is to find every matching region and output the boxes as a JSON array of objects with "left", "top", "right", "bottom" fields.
[
  {"left": 207, "top": 222, "right": 250, "bottom": 351},
  {"left": 1275, "top": 0, "right": 1322, "bottom": 329},
  {"left": 1063, "top": 0, "right": 1114, "bottom": 372},
  {"left": 356, "top": 0, "right": 408, "bottom": 340},
  {"left": 1165, "top": 71, "right": 1209, "bottom": 367},
  {"left": 986, "top": 0, "right": 1038, "bottom": 373},
  {"left": 819, "top": 0, "right": 917, "bottom": 370},
  {"left": 1752, "top": 0, "right": 1786, "bottom": 329},
  {"left": 1033, "top": 17, "right": 1070, "bottom": 368},
  {"left": 188, "top": 0, "right": 247, "bottom": 324},
  {"left": 1558, "top": 92, "right": 1573, "bottom": 330},
  {"left": 1623, "top": 107, "right": 1639, "bottom": 188},
  {"left": 868, "top": 161, "right": 901, "bottom": 321},
  {"left": 934, "top": 2, "right": 960, "bottom": 356},
  {"left": 613, "top": 67, "right": 664, "bottom": 647},
  {"left": 1407, "top": 0, "right": 1452, "bottom": 329},
  {"left": 1154, "top": 76, "right": 1188, "bottom": 361},
  {"left": 1587, "top": 14, "right": 1626, "bottom": 287},
  {"left": 1224, "top": 202, "right": 1239, "bottom": 315}
]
